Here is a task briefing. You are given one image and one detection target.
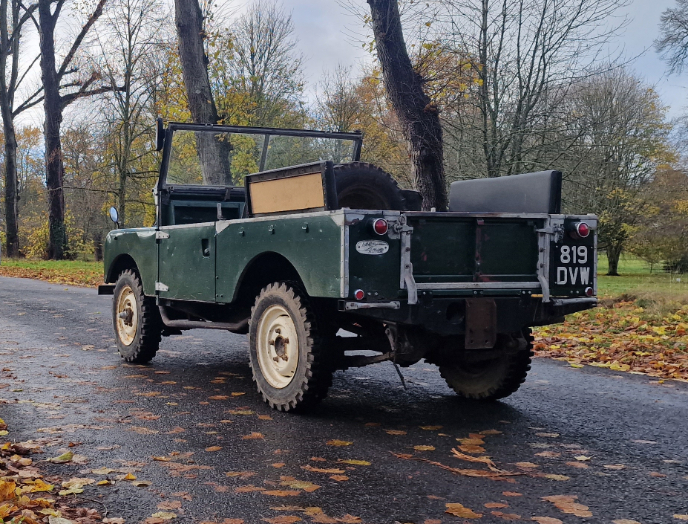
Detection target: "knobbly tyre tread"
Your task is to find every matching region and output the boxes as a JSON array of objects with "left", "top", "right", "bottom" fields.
[
  {"left": 333, "top": 162, "right": 408, "bottom": 210},
  {"left": 113, "top": 269, "right": 162, "bottom": 364},
  {"left": 248, "top": 282, "right": 333, "bottom": 412},
  {"left": 439, "top": 328, "right": 534, "bottom": 401}
]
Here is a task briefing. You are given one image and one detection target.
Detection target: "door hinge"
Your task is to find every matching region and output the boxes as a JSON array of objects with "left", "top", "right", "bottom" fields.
[
  {"left": 155, "top": 282, "right": 169, "bottom": 292},
  {"left": 156, "top": 231, "right": 170, "bottom": 240}
]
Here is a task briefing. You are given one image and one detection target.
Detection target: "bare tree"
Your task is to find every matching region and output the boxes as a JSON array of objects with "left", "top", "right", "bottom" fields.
[
  {"left": 439, "top": 0, "right": 628, "bottom": 178},
  {"left": 174, "top": 0, "right": 231, "bottom": 185},
  {"left": 38, "top": 0, "right": 116, "bottom": 259},
  {"left": 657, "top": 0, "right": 688, "bottom": 74},
  {"left": 215, "top": 0, "right": 303, "bottom": 127},
  {"left": 93, "top": 0, "right": 165, "bottom": 227},
  {"left": 0, "top": 0, "right": 39, "bottom": 257},
  {"left": 367, "top": 0, "right": 448, "bottom": 211}
]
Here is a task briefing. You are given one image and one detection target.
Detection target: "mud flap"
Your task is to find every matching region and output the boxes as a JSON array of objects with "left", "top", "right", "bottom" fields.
[{"left": 465, "top": 298, "right": 497, "bottom": 349}]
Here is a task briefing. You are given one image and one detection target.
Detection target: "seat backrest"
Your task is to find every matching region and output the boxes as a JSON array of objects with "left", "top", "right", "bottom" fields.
[{"left": 449, "top": 170, "right": 562, "bottom": 214}]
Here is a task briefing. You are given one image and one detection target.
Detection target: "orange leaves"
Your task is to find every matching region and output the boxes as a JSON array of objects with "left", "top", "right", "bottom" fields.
[
  {"left": 205, "top": 446, "right": 222, "bottom": 452},
  {"left": 534, "top": 303, "right": 688, "bottom": 380},
  {"left": 302, "top": 465, "right": 345, "bottom": 475},
  {"left": 262, "top": 517, "right": 301, "bottom": 524},
  {"left": 242, "top": 432, "right": 264, "bottom": 440},
  {"left": 542, "top": 495, "right": 593, "bottom": 517},
  {"left": 445, "top": 503, "right": 482, "bottom": 519}
]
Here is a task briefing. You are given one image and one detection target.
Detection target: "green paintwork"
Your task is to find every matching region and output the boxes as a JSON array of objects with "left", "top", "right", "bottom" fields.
[
  {"left": 103, "top": 228, "right": 158, "bottom": 294},
  {"left": 215, "top": 212, "right": 344, "bottom": 301},
  {"left": 407, "top": 216, "right": 541, "bottom": 284},
  {"left": 158, "top": 224, "right": 217, "bottom": 301}
]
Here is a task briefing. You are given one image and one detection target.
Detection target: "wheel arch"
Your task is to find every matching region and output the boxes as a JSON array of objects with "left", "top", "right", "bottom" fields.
[
  {"left": 233, "top": 252, "right": 304, "bottom": 305},
  {"left": 106, "top": 254, "right": 156, "bottom": 297}
]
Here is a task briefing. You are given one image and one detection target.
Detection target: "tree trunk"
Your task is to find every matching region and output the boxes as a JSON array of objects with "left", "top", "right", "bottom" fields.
[
  {"left": 1, "top": 113, "right": 19, "bottom": 258},
  {"left": 39, "top": 0, "right": 66, "bottom": 259},
  {"left": 367, "top": 0, "right": 447, "bottom": 211},
  {"left": 174, "top": 0, "right": 232, "bottom": 185},
  {"left": 606, "top": 244, "right": 622, "bottom": 276}
]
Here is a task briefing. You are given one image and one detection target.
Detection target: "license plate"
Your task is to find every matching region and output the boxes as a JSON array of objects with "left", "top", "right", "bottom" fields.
[{"left": 550, "top": 243, "right": 594, "bottom": 290}]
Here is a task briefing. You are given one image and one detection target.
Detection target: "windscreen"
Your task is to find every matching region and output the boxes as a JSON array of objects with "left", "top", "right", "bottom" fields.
[{"left": 166, "top": 129, "right": 357, "bottom": 186}]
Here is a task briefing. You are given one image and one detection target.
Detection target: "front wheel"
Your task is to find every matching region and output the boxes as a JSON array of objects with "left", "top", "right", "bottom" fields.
[
  {"left": 112, "top": 269, "right": 162, "bottom": 363},
  {"left": 439, "top": 329, "right": 533, "bottom": 401},
  {"left": 249, "top": 282, "right": 333, "bottom": 412}
]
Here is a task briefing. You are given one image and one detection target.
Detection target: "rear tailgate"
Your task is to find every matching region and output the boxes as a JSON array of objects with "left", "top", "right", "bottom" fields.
[{"left": 407, "top": 214, "right": 541, "bottom": 291}]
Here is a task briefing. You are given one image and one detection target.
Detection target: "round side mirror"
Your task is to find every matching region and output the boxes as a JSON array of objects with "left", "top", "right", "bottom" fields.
[{"left": 109, "top": 206, "right": 119, "bottom": 225}]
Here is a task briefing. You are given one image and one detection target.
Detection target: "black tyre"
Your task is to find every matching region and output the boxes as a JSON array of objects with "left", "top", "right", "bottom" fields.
[
  {"left": 249, "top": 282, "right": 333, "bottom": 412},
  {"left": 112, "top": 269, "right": 162, "bottom": 363},
  {"left": 334, "top": 162, "right": 407, "bottom": 210},
  {"left": 439, "top": 329, "right": 533, "bottom": 400}
]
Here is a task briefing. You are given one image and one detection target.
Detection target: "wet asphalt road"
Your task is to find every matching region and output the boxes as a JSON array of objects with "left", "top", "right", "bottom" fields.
[{"left": 0, "top": 276, "right": 687, "bottom": 524}]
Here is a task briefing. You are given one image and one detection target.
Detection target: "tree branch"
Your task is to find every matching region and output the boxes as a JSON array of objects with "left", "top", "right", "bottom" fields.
[{"left": 57, "top": 0, "right": 107, "bottom": 80}]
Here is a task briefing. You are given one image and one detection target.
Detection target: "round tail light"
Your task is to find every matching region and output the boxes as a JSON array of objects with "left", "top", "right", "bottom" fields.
[
  {"left": 372, "top": 218, "right": 388, "bottom": 236},
  {"left": 575, "top": 222, "right": 590, "bottom": 238},
  {"left": 354, "top": 289, "right": 365, "bottom": 300},
  {"left": 585, "top": 287, "right": 594, "bottom": 297}
]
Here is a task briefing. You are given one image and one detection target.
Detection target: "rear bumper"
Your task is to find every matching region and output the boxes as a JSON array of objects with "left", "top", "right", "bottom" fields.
[
  {"left": 344, "top": 295, "right": 596, "bottom": 336},
  {"left": 97, "top": 284, "right": 115, "bottom": 295}
]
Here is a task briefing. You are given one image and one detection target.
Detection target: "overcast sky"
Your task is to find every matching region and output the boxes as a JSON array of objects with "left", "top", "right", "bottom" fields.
[{"left": 237, "top": 0, "right": 687, "bottom": 119}]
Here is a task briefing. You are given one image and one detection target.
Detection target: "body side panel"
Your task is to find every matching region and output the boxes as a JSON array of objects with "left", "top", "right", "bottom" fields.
[{"left": 215, "top": 212, "right": 344, "bottom": 301}]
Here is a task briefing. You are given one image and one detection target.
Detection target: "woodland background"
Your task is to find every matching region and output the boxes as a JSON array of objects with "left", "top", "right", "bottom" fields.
[{"left": 0, "top": 0, "right": 687, "bottom": 277}]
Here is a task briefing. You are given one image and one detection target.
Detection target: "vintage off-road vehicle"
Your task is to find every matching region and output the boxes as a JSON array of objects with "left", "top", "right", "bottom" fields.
[{"left": 99, "top": 120, "right": 598, "bottom": 411}]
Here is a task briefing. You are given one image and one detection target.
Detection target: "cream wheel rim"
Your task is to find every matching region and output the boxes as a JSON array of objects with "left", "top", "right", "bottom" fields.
[
  {"left": 256, "top": 305, "right": 299, "bottom": 389},
  {"left": 116, "top": 285, "right": 138, "bottom": 346}
]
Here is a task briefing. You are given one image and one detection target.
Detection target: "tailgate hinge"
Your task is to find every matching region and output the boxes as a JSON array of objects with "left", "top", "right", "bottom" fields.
[
  {"left": 398, "top": 214, "right": 418, "bottom": 305},
  {"left": 155, "top": 282, "right": 169, "bottom": 292}
]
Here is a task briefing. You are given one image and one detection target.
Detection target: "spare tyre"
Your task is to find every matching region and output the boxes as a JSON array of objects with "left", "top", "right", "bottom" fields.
[{"left": 334, "top": 162, "right": 410, "bottom": 211}]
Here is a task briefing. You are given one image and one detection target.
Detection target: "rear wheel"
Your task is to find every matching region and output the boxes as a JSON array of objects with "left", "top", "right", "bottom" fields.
[
  {"left": 112, "top": 269, "right": 162, "bottom": 363},
  {"left": 249, "top": 282, "right": 333, "bottom": 411},
  {"left": 439, "top": 329, "right": 533, "bottom": 400}
]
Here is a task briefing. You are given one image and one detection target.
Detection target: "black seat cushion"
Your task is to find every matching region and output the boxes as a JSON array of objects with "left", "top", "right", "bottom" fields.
[{"left": 449, "top": 170, "right": 562, "bottom": 214}]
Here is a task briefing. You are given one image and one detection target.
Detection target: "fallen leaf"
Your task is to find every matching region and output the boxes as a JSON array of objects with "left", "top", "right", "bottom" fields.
[
  {"left": 205, "top": 446, "right": 223, "bottom": 452},
  {"left": 280, "top": 480, "right": 320, "bottom": 492},
  {"left": 503, "top": 492, "right": 523, "bottom": 497},
  {"left": 515, "top": 461, "right": 539, "bottom": 469},
  {"left": 262, "top": 517, "right": 301, "bottom": 524},
  {"left": 535, "top": 433, "right": 559, "bottom": 438},
  {"left": 61, "top": 477, "right": 95, "bottom": 489},
  {"left": 208, "top": 395, "right": 229, "bottom": 400},
  {"left": 535, "top": 451, "right": 561, "bottom": 458},
  {"left": 531, "top": 518, "right": 563, "bottom": 524},
  {"left": 604, "top": 464, "right": 626, "bottom": 470},
  {"left": 158, "top": 501, "right": 182, "bottom": 510},
  {"left": 542, "top": 474, "right": 570, "bottom": 481},
  {"left": 338, "top": 459, "right": 370, "bottom": 466},
  {"left": 235, "top": 485, "right": 265, "bottom": 493},
  {"left": 326, "top": 440, "right": 352, "bottom": 446},
  {"left": 330, "top": 475, "right": 349, "bottom": 481},
  {"left": 103, "top": 519, "right": 126, "bottom": 524},
  {"left": 242, "top": 432, "right": 264, "bottom": 440},
  {"left": 485, "top": 502, "right": 509, "bottom": 508},
  {"left": 445, "top": 503, "right": 482, "bottom": 519},
  {"left": 542, "top": 495, "right": 592, "bottom": 517},
  {"left": 229, "top": 410, "right": 254, "bottom": 415},
  {"left": 48, "top": 451, "right": 73, "bottom": 463},
  {"left": 650, "top": 472, "right": 667, "bottom": 478},
  {"left": 574, "top": 455, "right": 591, "bottom": 461},
  {"left": 262, "top": 490, "right": 301, "bottom": 497},
  {"left": 151, "top": 512, "right": 177, "bottom": 520},
  {"left": 674, "top": 516, "right": 688, "bottom": 521},
  {"left": 386, "top": 430, "right": 407, "bottom": 435},
  {"left": 414, "top": 445, "right": 435, "bottom": 451},
  {"left": 272, "top": 463, "right": 285, "bottom": 468},
  {"left": 420, "top": 425, "right": 442, "bottom": 431},
  {"left": 612, "top": 520, "right": 642, "bottom": 524},
  {"left": 492, "top": 511, "right": 521, "bottom": 520},
  {"left": 565, "top": 461, "right": 589, "bottom": 469},
  {"left": 302, "top": 465, "right": 345, "bottom": 474}
]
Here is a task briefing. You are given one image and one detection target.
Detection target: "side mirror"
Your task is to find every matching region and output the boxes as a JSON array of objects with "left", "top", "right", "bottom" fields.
[
  {"left": 155, "top": 117, "right": 165, "bottom": 152},
  {"left": 108, "top": 206, "right": 119, "bottom": 228}
]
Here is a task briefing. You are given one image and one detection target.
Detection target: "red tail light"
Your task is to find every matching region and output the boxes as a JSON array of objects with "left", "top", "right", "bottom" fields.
[
  {"left": 574, "top": 222, "right": 590, "bottom": 238},
  {"left": 371, "top": 219, "right": 388, "bottom": 236},
  {"left": 354, "top": 289, "right": 365, "bottom": 300}
]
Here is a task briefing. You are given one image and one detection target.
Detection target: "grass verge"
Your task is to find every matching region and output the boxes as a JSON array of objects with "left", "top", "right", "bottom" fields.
[{"left": 0, "top": 259, "right": 103, "bottom": 288}]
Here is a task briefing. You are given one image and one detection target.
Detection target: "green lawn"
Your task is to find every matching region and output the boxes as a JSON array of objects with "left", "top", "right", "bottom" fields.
[
  {"left": 597, "top": 255, "right": 687, "bottom": 301},
  {"left": 0, "top": 259, "right": 104, "bottom": 287}
]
